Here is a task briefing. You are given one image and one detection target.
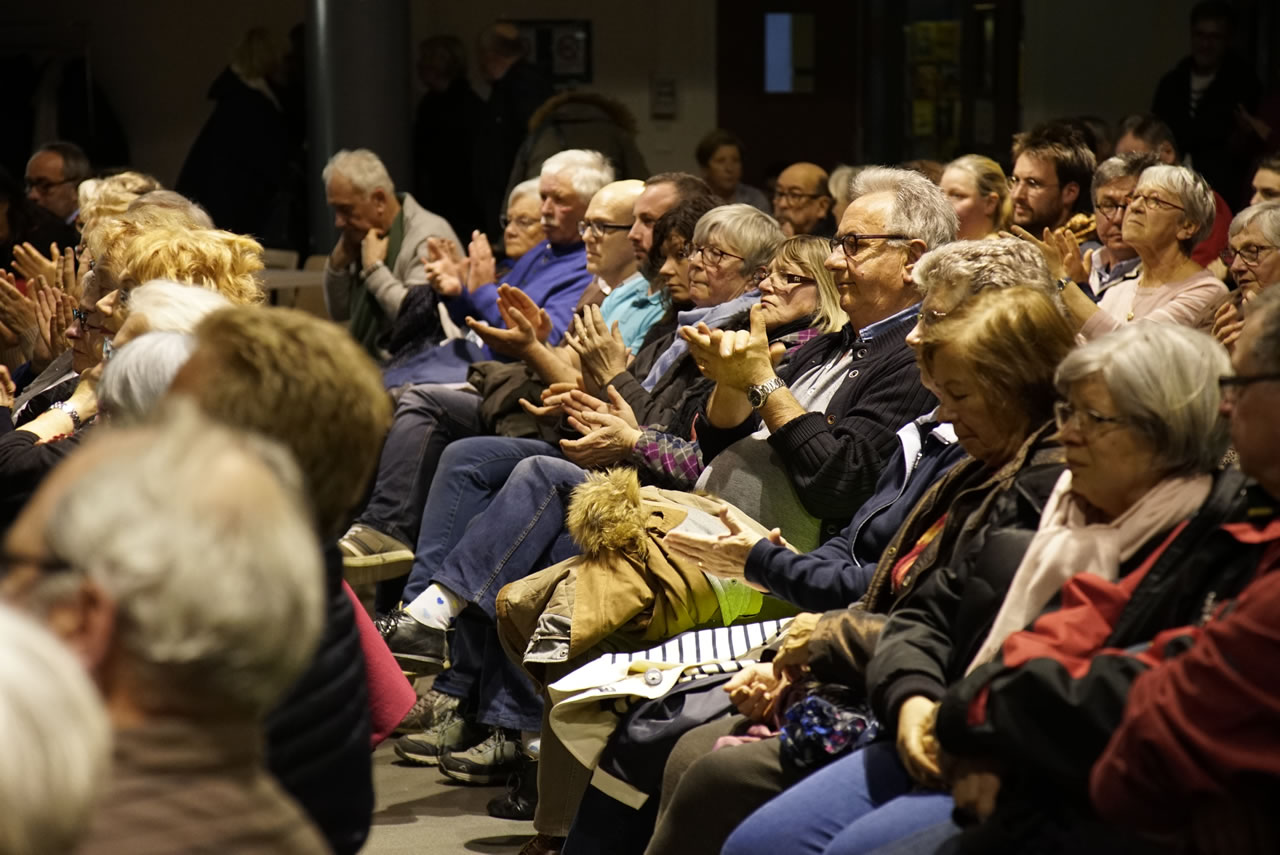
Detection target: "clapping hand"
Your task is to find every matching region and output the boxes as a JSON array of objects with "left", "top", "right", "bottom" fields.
[
  {"left": 11, "top": 242, "right": 59, "bottom": 288},
  {"left": 423, "top": 237, "right": 465, "bottom": 297},
  {"left": 0, "top": 270, "right": 37, "bottom": 359},
  {"left": 0, "top": 365, "right": 15, "bottom": 410},
  {"left": 663, "top": 504, "right": 768, "bottom": 584},
  {"left": 466, "top": 231, "right": 497, "bottom": 292},
  {"left": 565, "top": 304, "right": 630, "bottom": 390},
  {"left": 1007, "top": 225, "right": 1091, "bottom": 284},
  {"left": 31, "top": 281, "right": 73, "bottom": 368},
  {"left": 680, "top": 303, "right": 781, "bottom": 391},
  {"left": 518, "top": 381, "right": 580, "bottom": 420}
]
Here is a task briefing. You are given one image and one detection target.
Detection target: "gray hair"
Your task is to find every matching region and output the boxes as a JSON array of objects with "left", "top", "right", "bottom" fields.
[
  {"left": 1228, "top": 200, "right": 1280, "bottom": 248},
  {"left": 850, "top": 166, "right": 958, "bottom": 250},
  {"left": 99, "top": 332, "right": 197, "bottom": 424},
  {"left": 914, "top": 238, "right": 1063, "bottom": 314},
  {"left": 46, "top": 404, "right": 326, "bottom": 715},
  {"left": 1135, "top": 164, "right": 1216, "bottom": 248},
  {"left": 508, "top": 177, "right": 541, "bottom": 209},
  {"left": 1246, "top": 285, "right": 1280, "bottom": 372},
  {"left": 127, "top": 190, "right": 215, "bottom": 229},
  {"left": 540, "top": 149, "right": 616, "bottom": 202},
  {"left": 32, "top": 141, "right": 92, "bottom": 183},
  {"left": 1055, "top": 323, "right": 1230, "bottom": 476},
  {"left": 322, "top": 148, "right": 396, "bottom": 196},
  {"left": 1091, "top": 152, "right": 1160, "bottom": 201},
  {"left": 828, "top": 164, "right": 863, "bottom": 211},
  {"left": 693, "top": 203, "right": 784, "bottom": 275},
  {"left": 127, "top": 279, "right": 232, "bottom": 334},
  {"left": 0, "top": 604, "right": 110, "bottom": 855}
]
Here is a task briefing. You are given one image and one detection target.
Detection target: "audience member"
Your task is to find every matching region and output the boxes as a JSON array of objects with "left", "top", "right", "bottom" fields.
[
  {"left": 1152, "top": 0, "right": 1262, "bottom": 209},
  {"left": 695, "top": 129, "right": 771, "bottom": 213},
  {"left": 0, "top": 603, "right": 110, "bottom": 855},
  {"left": 772, "top": 162, "right": 835, "bottom": 237},
  {"left": 628, "top": 172, "right": 717, "bottom": 278},
  {"left": 78, "top": 171, "right": 164, "bottom": 231},
  {"left": 0, "top": 166, "right": 74, "bottom": 276},
  {"left": 827, "top": 165, "right": 863, "bottom": 221},
  {"left": 939, "top": 155, "right": 1011, "bottom": 240},
  {"left": 1114, "top": 112, "right": 1232, "bottom": 266},
  {"left": 24, "top": 141, "right": 91, "bottom": 228},
  {"left": 1211, "top": 200, "right": 1280, "bottom": 352},
  {"left": 412, "top": 35, "right": 486, "bottom": 238},
  {"left": 502, "top": 178, "right": 547, "bottom": 259},
  {"left": 1249, "top": 154, "right": 1280, "bottom": 204},
  {"left": 1008, "top": 123, "right": 1097, "bottom": 244},
  {"left": 3, "top": 404, "right": 331, "bottom": 854},
  {"left": 1083, "top": 152, "right": 1159, "bottom": 298},
  {"left": 322, "top": 147, "right": 460, "bottom": 357}
]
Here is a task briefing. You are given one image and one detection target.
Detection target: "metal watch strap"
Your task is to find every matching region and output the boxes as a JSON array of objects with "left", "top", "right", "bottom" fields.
[
  {"left": 50, "top": 401, "right": 81, "bottom": 431},
  {"left": 747, "top": 376, "right": 787, "bottom": 409}
]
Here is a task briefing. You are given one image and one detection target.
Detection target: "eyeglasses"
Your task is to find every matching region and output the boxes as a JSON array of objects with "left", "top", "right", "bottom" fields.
[
  {"left": 500, "top": 215, "right": 540, "bottom": 230},
  {"left": 24, "top": 178, "right": 73, "bottom": 194},
  {"left": 1008, "top": 176, "right": 1059, "bottom": 193},
  {"left": 772, "top": 189, "right": 826, "bottom": 204},
  {"left": 689, "top": 243, "right": 744, "bottom": 268},
  {"left": 72, "top": 307, "right": 89, "bottom": 326},
  {"left": 760, "top": 270, "right": 817, "bottom": 292},
  {"left": 1128, "top": 193, "right": 1184, "bottom": 212},
  {"left": 829, "top": 233, "right": 908, "bottom": 259},
  {"left": 1218, "top": 372, "right": 1280, "bottom": 398},
  {"left": 578, "top": 220, "right": 632, "bottom": 239},
  {"left": 1095, "top": 199, "right": 1129, "bottom": 221},
  {"left": 0, "top": 549, "right": 74, "bottom": 580},
  {"left": 1053, "top": 400, "right": 1127, "bottom": 436},
  {"left": 1220, "top": 244, "right": 1277, "bottom": 268}
]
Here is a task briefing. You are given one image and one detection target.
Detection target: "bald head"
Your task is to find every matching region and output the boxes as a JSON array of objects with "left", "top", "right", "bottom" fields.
[
  {"left": 584, "top": 180, "right": 645, "bottom": 286},
  {"left": 774, "top": 162, "right": 833, "bottom": 236}
]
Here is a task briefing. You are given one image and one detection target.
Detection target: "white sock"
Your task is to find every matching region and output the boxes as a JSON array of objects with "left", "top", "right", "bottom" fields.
[{"left": 405, "top": 583, "right": 465, "bottom": 630}]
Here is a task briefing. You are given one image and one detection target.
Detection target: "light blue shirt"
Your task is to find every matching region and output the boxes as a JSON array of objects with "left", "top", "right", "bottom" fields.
[
  {"left": 599, "top": 272, "right": 665, "bottom": 353},
  {"left": 858, "top": 303, "right": 920, "bottom": 341}
]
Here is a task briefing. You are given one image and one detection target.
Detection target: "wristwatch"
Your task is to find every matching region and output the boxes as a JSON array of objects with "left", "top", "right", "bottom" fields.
[
  {"left": 746, "top": 377, "right": 787, "bottom": 409},
  {"left": 50, "top": 400, "right": 82, "bottom": 432}
]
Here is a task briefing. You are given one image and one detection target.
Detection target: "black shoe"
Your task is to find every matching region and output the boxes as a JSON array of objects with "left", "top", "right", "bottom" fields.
[
  {"left": 375, "top": 609, "right": 448, "bottom": 676},
  {"left": 487, "top": 753, "right": 538, "bottom": 820}
]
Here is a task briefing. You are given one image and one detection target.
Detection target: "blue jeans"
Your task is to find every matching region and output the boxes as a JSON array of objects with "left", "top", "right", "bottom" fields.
[
  {"left": 403, "top": 435, "right": 559, "bottom": 602},
  {"left": 358, "top": 384, "right": 487, "bottom": 547},
  {"left": 722, "top": 740, "right": 956, "bottom": 855},
  {"left": 429, "top": 454, "right": 588, "bottom": 731}
]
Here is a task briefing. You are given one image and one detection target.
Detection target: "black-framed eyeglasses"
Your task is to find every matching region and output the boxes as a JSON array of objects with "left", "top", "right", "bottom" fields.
[
  {"left": 1008, "top": 176, "right": 1059, "bottom": 193},
  {"left": 1220, "top": 244, "right": 1277, "bottom": 268},
  {"left": 1095, "top": 199, "right": 1129, "bottom": 221},
  {"left": 829, "top": 233, "right": 908, "bottom": 259},
  {"left": 1218, "top": 373, "right": 1280, "bottom": 396},
  {"left": 760, "top": 269, "right": 817, "bottom": 292},
  {"left": 72, "top": 307, "right": 89, "bottom": 325},
  {"left": 1053, "top": 400, "right": 1127, "bottom": 435},
  {"left": 689, "top": 243, "right": 744, "bottom": 267},
  {"left": 1128, "top": 192, "right": 1185, "bottom": 212},
  {"left": 24, "top": 178, "right": 73, "bottom": 194},
  {"left": 772, "top": 189, "right": 826, "bottom": 204},
  {"left": 500, "top": 215, "right": 540, "bottom": 230},
  {"left": 578, "top": 220, "right": 633, "bottom": 239}
]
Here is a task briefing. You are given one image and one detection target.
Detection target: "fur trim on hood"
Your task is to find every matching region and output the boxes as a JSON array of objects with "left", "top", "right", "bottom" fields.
[
  {"left": 527, "top": 91, "right": 639, "bottom": 135},
  {"left": 566, "top": 467, "right": 649, "bottom": 559}
]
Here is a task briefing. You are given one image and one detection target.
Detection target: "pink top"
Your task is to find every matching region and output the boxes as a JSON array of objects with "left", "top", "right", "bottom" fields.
[{"left": 1083, "top": 270, "right": 1227, "bottom": 340}]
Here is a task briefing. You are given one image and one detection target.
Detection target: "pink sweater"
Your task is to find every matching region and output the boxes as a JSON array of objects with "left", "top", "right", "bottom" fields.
[{"left": 1082, "top": 270, "right": 1227, "bottom": 340}]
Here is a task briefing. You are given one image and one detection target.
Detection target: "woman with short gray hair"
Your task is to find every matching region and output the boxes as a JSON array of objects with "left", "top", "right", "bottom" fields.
[{"left": 1061, "top": 164, "right": 1227, "bottom": 339}]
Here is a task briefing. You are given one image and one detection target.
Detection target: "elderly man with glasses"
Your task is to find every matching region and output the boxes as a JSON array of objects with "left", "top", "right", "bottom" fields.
[
  {"left": 25, "top": 141, "right": 92, "bottom": 226},
  {"left": 772, "top": 162, "right": 836, "bottom": 238}
]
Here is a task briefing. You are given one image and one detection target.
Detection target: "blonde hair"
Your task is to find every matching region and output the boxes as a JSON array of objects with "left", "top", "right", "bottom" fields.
[
  {"left": 115, "top": 226, "right": 265, "bottom": 305},
  {"left": 776, "top": 235, "right": 845, "bottom": 334},
  {"left": 187, "top": 307, "right": 393, "bottom": 538},
  {"left": 78, "top": 171, "right": 164, "bottom": 231},
  {"left": 945, "top": 154, "right": 1012, "bottom": 233},
  {"left": 82, "top": 205, "right": 213, "bottom": 280}
]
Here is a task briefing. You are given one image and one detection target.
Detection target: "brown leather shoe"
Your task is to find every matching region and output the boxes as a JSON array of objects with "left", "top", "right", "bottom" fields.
[{"left": 516, "top": 834, "right": 565, "bottom": 855}]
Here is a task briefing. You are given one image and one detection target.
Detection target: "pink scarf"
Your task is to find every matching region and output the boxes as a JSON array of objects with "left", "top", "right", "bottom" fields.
[{"left": 967, "top": 470, "right": 1211, "bottom": 673}]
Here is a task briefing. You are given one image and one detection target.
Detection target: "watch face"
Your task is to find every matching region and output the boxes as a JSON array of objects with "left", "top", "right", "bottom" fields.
[{"left": 748, "top": 388, "right": 764, "bottom": 408}]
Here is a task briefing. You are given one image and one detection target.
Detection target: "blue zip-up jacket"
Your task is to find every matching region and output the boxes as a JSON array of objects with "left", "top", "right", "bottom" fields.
[{"left": 743, "top": 411, "right": 966, "bottom": 612}]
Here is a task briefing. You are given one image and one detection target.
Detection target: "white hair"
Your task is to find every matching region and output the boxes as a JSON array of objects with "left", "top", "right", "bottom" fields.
[
  {"left": 125, "top": 279, "right": 232, "bottom": 334},
  {"left": 46, "top": 404, "right": 326, "bottom": 715},
  {"left": 539, "top": 149, "right": 615, "bottom": 202},
  {"left": 99, "top": 332, "right": 196, "bottom": 424},
  {"left": 914, "top": 238, "right": 1063, "bottom": 314},
  {"left": 1229, "top": 200, "right": 1280, "bottom": 249},
  {"left": 1135, "top": 164, "right": 1216, "bottom": 248},
  {"left": 693, "top": 203, "right": 784, "bottom": 274},
  {"left": 850, "top": 166, "right": 958, "bottom": 250},
  {"left": 0, "top": 604, "right": 110, "bottom": 855},
  {"left": 508, "top": 177, "right": 541, "bottom": 208},
  {"left": 1056, "top": 323, "right": 1230, "bottom": 476},
  {"left": 322, "top": 148, "right": 396, "bottom": 196}
]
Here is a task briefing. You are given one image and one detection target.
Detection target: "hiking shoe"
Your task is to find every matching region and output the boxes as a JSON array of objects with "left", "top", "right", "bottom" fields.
[
  {"left": 375, "top": 608, "right": 448, "bottom": 676},
  {"left": 439, "top": 728, "right": 523, "bottom": 785},
  {"left": 487, "top": 752, "right": 538, "bottom": 820},
  {"left": 394, "top": 690, "right": 461, "bottom": 736},
  {"left": 339, "top": 523, "right": 415, "bottom": 585},
  {"left": 392, "top": 713, "right": 487, "bottom": 766},
  {"left": 516, "top": 834, "right": 565, "bottom": 855}
]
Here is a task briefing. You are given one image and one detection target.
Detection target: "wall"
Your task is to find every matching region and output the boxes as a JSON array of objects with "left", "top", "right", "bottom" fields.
[{"left": 1020, "top": 0, "right": 1199, "bottom": 131}]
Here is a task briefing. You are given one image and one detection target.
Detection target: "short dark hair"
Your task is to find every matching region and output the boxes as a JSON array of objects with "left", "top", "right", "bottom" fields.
[
  {"left": 694, "top": 130, "right": 744, "bottom": 168},
  {"left": 1011, "top": 122, "right": 1097, "bottom": 214},
  {"left": 646, "top": 171, "right": 716, "bottom": 211},
  {"left": 33, "top": 140, "right": 92, "bottom": 183},
  {"left": 1257, "top": 154, "right": 1280, "bottom": 174},
  {"left": 1191, "top": 0, "right": 1234, "bottom": 28},
  {"left": 1118, "top": 113, "right": 1182, "bottom": 161}
]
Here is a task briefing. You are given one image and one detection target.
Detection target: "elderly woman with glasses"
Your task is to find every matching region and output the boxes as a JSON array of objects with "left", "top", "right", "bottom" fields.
[
  {"left": 1051, "top": 164, "right": 1227, "bottom": 339},
  {"left": 719, "top": 317, "right": 1231, "bottom": 855},
  {"left": 1212, "top": 200, "right": 1280, "bottom": 353}
]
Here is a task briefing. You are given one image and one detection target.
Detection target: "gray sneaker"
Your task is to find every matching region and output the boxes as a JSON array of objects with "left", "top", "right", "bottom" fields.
[
  {"left": 339, "top": 524, "right": 414, "bottom": 585},
  {"left": 439, "top": 728, "right": 522, "bottom": 785},
  {"left": 392, "top": 711, "right": 487, "bottom": 767},
  {"left": 394, "top": 690, "right": 461, "bottom": 736}
]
